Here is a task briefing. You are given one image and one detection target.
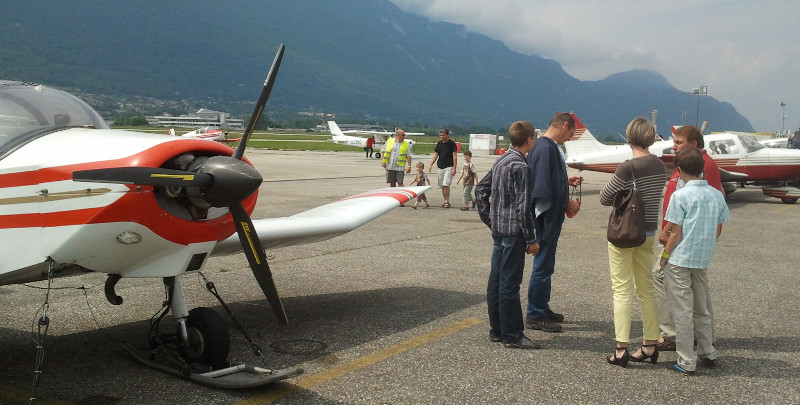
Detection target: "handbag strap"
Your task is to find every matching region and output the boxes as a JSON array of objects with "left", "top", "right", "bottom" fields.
[{"left": 627, "top": 160, "right": 637, "bottom": 189}]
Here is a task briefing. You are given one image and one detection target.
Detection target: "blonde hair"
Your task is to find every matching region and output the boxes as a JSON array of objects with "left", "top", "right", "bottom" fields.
[
  {"left": 416, "top": 162, "right": 425, "bottom": 169},
  {"left": 626, "top": 117, "right": 655, "bottom": 148}
]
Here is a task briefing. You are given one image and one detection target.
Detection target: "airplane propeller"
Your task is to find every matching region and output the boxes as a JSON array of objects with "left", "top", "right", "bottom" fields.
[{"left": 72, "top": 44, "right": 289, "bottom": 325}]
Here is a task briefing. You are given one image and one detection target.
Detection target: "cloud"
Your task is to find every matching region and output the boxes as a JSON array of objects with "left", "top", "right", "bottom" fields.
[{"left": 391, "top": 0, "right": 800, "bottom": 131}]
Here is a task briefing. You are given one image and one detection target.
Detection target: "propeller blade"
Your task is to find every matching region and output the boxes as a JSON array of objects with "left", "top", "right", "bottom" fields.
[
  {"left": 230, "top": 203, "right": 288, "bottom": 325},
  {"left": 234, "top": 43, "right": 285, "bottom": 161},
  {"left": 73, "top": 167, "right": 214, "bottom": 187}
]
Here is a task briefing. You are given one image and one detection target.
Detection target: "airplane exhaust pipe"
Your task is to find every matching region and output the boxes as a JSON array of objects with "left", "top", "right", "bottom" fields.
[{"left": 105, "top": 274, "right": 123, "bottom": 305}]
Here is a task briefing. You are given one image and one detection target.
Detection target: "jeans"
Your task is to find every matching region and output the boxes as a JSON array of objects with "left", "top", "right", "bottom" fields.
[
  {"left": 526, "top": 222, "right": 562, "bottom": 319},
  {"left": 487, "top": 232, "right": 527, "bottom": 343}
]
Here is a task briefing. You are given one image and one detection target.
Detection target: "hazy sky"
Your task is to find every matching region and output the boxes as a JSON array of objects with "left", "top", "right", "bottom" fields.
[{"left": 391, "top": 0, "right": 800, "bottom": 133}]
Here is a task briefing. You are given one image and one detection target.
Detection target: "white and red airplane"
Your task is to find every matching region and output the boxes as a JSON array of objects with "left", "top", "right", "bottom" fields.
[
  {"left": 328, "top": 120, "right": 417, "bottom": 159},
  {"left": 169, "top": 126, "right": 243, "bottom": 143},
  {"left": 563, "top": 113, "right": 800, "bottom": 204},
  {"left": 0, "top": 45, "right": 428, "bottom": 388}
]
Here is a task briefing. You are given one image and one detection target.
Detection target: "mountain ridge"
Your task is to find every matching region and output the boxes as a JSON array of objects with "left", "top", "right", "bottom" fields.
[{"left": 0, "top": 0, "right": 754, "bottom": 134}]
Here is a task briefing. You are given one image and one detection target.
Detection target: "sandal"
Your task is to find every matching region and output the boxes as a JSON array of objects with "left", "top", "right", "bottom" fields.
[
  {"left": 442, "top": 203, "right": 450, "bottom": 208},
  {"left": 630, "top": 344, "right": 659, "bottom": 364},
  {"left": 412, "top": 205, "right": 417, "bottom": 210}
]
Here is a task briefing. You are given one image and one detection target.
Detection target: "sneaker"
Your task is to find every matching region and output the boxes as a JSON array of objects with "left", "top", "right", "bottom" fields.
[
  {"left": 673, "top": 362, "right": 695, "bottom": 375},
  {"left": 700, "top": 358, "right": 717, "bottom": 369},
  {"left": 545, "top": 309, "right": 564, "bottom": 323},
  {"left": 525, "top": 317, "right": 563, "bottom": 333},
  {"left": 503, "top": 336, "right": 542, "bottom": 350},
  {"left": 656, "top": 339, "right": 676, "bottom": 351},
  {"left": 488, "top": 330, "right": 502, "bottom": 343}
]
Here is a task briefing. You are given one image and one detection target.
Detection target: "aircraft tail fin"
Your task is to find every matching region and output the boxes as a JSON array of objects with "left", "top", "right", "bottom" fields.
[
  {"left": 563, "top": 113, "right": 612, "bottom": 156},
  {"left": 327, "top": 121, "right": 344, "bottom": 137}
]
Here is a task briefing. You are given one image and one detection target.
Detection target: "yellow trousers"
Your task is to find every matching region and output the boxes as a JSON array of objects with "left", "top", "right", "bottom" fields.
[{"left": 608, "top": 236, "right": 660, "bottom": 343}]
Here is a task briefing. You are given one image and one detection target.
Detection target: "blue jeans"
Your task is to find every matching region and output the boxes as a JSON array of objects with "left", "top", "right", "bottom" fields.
[
  {"left": 526, "top": 223, "right": 562, "bottom": 319},
  {"left": 487, "top": 232, "right": 527, "bottom": 343}
]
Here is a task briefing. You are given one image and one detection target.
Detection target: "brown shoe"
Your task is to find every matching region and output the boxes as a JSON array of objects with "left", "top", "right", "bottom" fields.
[{"left": 656, "top": 339, "right": 676, "bottom": 351}]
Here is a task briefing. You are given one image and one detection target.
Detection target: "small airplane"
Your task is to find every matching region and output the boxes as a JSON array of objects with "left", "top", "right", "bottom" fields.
[
  {"left": 563, "top": 113, "right": 800, "bottom": 204},
  {"left": 327, "top": 120, "right": 417, "bottom": 159},
  {"left": 169, "top": 126, "right": 243, "bottom": 143},
  {"left": 0, "top": 45, "right": 428, "bottom": 389}
]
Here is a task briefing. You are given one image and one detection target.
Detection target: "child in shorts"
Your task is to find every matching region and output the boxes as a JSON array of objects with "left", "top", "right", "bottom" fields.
[
  {"left": 456, "top": 151, "right": 477, "bottom": 211},
  {"left": 410, "top": 162, "right": 430, "bottom": 209}
]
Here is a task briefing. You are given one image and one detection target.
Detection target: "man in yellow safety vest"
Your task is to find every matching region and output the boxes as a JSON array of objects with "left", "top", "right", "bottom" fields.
[{"left": 381, "top": 129, "right": 412, "bottom": 187}]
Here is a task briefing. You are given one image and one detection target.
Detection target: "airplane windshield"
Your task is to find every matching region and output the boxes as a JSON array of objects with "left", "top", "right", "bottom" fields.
[
  {"left": 0, "top": 81, "right": 109, "bottom": 156},
  {"left": 738, "top": 135, "right": 765, "bottom": 153}
]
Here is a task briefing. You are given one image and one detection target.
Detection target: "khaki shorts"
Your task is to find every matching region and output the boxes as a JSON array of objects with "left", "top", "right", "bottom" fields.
[
  {"left": 437, "top": 167, "right": 454, "bottom": 187},
  {"left": 386, "top": 169, "right": 405, "bottom": 184}
]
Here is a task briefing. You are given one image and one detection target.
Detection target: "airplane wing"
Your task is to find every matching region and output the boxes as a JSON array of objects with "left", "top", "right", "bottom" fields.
[
  {"left": 212, "top": 186, "right": 429, "bottom": 254},
  {"left": 719, "top": 168, "right": 748, "bottom": 182},
  {"left": 219, "top": 137, "right": 243, "bottom": 143}
]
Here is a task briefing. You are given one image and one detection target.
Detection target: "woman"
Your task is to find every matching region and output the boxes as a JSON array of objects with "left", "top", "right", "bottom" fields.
[{"left": 600, "top": 117, "right": 666, "bottom": 367}]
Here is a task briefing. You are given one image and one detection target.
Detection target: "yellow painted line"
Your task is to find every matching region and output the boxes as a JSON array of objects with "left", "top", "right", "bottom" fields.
[
  {"left": 775, "top": 205, "right": 795, "bottom": 213},
  {"left": 235, "top": 317, "right": 482, "bottom": 405},
  {"left": 0, "top": 384, "right": 73, "bottom": 405}
]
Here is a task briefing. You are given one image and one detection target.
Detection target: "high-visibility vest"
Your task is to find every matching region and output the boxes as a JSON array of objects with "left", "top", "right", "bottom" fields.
[{"left": 381, "top": 138, "right": 409, "bottom": 166}]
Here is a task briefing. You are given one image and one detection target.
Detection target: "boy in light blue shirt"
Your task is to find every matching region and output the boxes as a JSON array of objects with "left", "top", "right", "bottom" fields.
[{"left": 660, "top": 147, "right": 730, "bottom": 375}]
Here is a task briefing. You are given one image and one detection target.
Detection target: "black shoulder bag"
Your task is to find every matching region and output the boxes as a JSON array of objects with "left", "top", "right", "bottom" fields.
[{"left": 606, "top": 162, "right": 646, "bottom": 248}]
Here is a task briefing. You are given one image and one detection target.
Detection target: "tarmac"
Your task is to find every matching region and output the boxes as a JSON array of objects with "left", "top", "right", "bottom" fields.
[{"left": 1, "top": 148, "right": 799, "bottom": 404}]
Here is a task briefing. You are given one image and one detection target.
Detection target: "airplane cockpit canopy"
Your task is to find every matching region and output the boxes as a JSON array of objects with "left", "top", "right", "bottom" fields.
[{"left": 0, "top": 80, "right": 109, "bottom": 158}]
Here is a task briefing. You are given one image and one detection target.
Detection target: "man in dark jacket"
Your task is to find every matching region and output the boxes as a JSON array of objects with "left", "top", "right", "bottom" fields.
[{"left": 525, "top": 113, "right": 583, "bottom": 333}]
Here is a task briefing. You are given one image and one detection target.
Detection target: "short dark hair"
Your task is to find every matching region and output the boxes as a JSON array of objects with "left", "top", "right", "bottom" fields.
[
  {"left": 508, "top": 121, "right": 535, "bottom": 147},
  {"left": 674, "top": 126, "right": 704, "bottom": 148},
  {"left": 550, "top": 112, "right": 575, "bottom": 130},
  {"left": 674, "top": 147, "right": 704, "bottom": 177},
  {"left": 440, "top": 128, "right": 449, "bottom": 135}
]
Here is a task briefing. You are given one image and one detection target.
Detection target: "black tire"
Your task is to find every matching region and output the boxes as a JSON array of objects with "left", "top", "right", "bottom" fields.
[
  {"left": 181, "top": 307, "right": 229, "bottom": 369},
  {"left": 374, "top": 152, "right": 382, "bottom": 159},
  {"left": 781, "top": 197, "right": 798, "bottom": 204}
]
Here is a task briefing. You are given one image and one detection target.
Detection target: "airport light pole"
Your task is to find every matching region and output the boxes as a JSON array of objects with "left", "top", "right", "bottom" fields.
[
  {"left": 781, "top": 101, "right": 787, "bottom": 135},
  {"left": 692, "top": 86, "right": 707, "bottom": 128}
]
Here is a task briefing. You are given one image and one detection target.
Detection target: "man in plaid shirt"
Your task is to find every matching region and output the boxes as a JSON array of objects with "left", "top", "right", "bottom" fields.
[{"left": 476, "top": 121, "right": 540, "bottom": 349}]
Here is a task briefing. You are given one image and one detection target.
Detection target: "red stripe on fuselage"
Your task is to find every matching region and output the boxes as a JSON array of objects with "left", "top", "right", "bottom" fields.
[{"left": 0, "top": 139, "right": 258, "bottom": 245}]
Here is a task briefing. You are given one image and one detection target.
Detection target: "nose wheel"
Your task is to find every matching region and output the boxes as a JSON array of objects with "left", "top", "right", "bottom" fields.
[{"left": 181, "top": 307, "right": 230, "bottom": 369}]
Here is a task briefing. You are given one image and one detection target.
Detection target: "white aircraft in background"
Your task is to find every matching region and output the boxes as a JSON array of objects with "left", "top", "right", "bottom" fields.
[
  {"left": 0, "top": 45, "right": 428, "bottom": 389},
  {"left": 169, "top": 126, "right": 243, "bottom": 143},
  {"left": 563, "top": 113, "right": 800, "bottom": 204},
  {"left": 327, "top": 120, "right": 416, "bottom": 159}
]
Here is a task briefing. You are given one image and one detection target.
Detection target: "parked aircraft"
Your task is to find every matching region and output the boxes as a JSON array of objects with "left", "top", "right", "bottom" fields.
[
  {"left": 0, "top": 45, "right": 428, "bottom": 389},
  {"left": 563, "top": 113, "right": 800, "bottom": 204},
  {"left": 327, "top": 120, "right": 416, "bottom": 159},
  {"left": 169, "top": 126, "right": 243, "bottom": 143}
]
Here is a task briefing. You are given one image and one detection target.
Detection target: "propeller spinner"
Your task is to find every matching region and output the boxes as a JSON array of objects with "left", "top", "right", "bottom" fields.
[{"left": 73, "top": 44, "right": 289, "bottom": 325}]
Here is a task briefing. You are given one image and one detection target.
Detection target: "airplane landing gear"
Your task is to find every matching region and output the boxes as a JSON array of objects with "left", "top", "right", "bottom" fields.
[
  {"left": 122, "top": 274, "right": 303, "bottom": 388},
  {"left": 182, "top": 307, "right": 230, "bottom": 369},
  {"left": 374, "top": 152, "right": 382, "bottom": 159}
]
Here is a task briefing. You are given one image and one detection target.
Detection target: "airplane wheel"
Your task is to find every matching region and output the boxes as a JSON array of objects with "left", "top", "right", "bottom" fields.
[
  {"left": 182, "top": 307, "right": 230, "bottom": 369},
  {"left": 374, "top": 152, "right": 381, "bottom": 159},
  {"left": 781, "top": 197, "right": 798, "bottom": 204}
]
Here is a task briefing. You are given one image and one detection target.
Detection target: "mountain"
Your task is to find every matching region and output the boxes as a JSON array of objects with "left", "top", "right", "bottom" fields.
[{"left": 0, "top": 0, "right": 754, "bottom": 134}]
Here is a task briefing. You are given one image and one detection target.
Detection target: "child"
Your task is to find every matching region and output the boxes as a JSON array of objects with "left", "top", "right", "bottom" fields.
[
  {"left": 409, "top": 162, "right": 430, "bottom": 209},
  {"left": 659, "top": 148, "right": 730, "bottom": 375},
  {"left": 455, "top": 150, "right": 477, "bottom": 211}
]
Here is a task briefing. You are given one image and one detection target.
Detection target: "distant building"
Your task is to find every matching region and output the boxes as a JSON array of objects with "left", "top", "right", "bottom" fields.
[{"left": 145, "top": 109, "right": 244, "bottom": 129}]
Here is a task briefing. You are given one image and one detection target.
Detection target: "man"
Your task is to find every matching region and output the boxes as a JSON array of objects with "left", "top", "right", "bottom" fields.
[
  {"left": 476, "top": 121, "right": 541, "bottom": 349},
  {"left": 365, "top": 135, "right": 375, "bottom": 158},
  {"left": 653, "top": 125, "right": 723, "bottom": 352},
  {"left": 381, "top": 130, "right": 412, "bottom": 188},
  {"left": 525, "top": 113, "right": 582, "bottom": 332},
  {"left": 792, "top": 128, "right": 800, "bottom": 149},
  {"left": 525, "top": 113, "right": 583, "bottom": 333},
  {"left": 428, "top": 128, "right": 458, "bottom": 208}
]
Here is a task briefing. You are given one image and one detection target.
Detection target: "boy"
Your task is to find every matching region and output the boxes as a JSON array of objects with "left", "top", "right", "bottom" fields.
[
  {"left": 476, "top": 121, "right": 540, "bottom": 349},
  {"left": 660, "top": 147, "right": 730, "bottom": 375},
  {"left": 409, "top": 162, "right": 431, "bottom": 209},
  {"left": 456, "top": 150, "right": 477, "bottom": 211}
]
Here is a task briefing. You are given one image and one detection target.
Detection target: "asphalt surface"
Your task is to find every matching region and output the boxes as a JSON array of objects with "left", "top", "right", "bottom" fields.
[{"left": 1, "top": 149, "right": 799, "bottom": 404}]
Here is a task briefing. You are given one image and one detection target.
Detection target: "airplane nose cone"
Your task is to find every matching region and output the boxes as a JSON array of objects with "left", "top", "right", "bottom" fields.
[{"left": 199, "top": 156, "right": 263, "bottom": 207}]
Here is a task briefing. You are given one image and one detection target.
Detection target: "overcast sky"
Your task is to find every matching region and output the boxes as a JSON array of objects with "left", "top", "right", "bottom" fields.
[{"left": 391, "top": 0, "right": 800, "bottom": 133}]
